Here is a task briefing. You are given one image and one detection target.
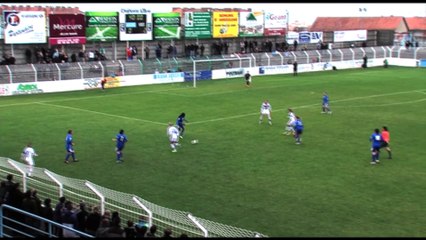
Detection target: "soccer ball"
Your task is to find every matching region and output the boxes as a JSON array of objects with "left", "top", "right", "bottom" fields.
[{"left": 191, "top": 139, "right": 199, "bottom": 144}]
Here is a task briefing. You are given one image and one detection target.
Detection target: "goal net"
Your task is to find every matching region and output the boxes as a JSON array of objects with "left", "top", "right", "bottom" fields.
[{"left": 191, "top": 56, "right": 253, "bottom": 88}]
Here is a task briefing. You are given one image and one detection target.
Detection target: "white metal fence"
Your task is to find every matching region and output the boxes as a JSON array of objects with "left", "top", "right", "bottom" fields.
[
  {"left": 1, "top": 46, "right": 425, "bottom": 84},
  {"left": 0, "top": 157, "right": 267, "bottom": 237}
]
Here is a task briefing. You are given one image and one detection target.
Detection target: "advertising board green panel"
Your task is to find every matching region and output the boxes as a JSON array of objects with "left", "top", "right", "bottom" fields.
[
  {"left": 184, "top": 12, "right": 212, "bottom": 39},
  {"left": 85, "top": 11, "right": 118, "bottom": 41},
  {"left": 153, "top": 12, "right": 181, "bottom": 39}
]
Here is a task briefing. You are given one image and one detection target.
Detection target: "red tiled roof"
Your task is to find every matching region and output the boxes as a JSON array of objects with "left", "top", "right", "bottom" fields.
[
  {"left": 404, "top": 17, "right": 426, "bottom": 31},
  {"left": 0, "top": 4, "right": 82, "bottom": 14},
  {"left": 309, "top": 17, "right": 405, "bottom": 31}
]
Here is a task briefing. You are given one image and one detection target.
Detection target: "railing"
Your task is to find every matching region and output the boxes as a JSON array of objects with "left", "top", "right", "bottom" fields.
[
  {"left": 0, "top": 157, "right": 267, "bottom": 238},
  {"left": 0, "top": 204, "right": 94, "bottom": 238},
  {"left": 1, "top": 46, "right": 425, "bottom": 85}
]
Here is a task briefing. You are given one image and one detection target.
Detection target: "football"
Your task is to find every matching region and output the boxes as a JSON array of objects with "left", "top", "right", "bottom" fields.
[{"left": 191, "top": 139, "right": 199, "bottom": 144}]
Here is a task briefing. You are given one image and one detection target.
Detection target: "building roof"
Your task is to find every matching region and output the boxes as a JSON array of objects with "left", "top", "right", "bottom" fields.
[
  {"left": 404, "top": 17, "right": 426, "bottom": 31},
  {"left": 309, "top": 16, "right": 405, "bottom": 31},
  {"left": 0, "top": 4, "right": 82, "bottom": 14}
]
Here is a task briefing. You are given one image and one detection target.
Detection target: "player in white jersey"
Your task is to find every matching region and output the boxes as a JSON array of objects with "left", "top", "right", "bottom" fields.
[
  {"left": 284, "top": 108, "right": 296, "bottom": 135},
  {"left": 22, "top": 143, "right": 38, "bottom": 176},
  {"left": 167, "top": 122, "right": 180, "bottom": 152},
  {"left": 259, "top": 100, "right": 272, "bottom": 125}
]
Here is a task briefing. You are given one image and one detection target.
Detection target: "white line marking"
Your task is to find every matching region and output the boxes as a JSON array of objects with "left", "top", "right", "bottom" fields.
[
  {"left": 0, "top": 87, "right": 190, "bottom": 108},
  {"left": 35, "top": 102, "right": 167, "bottom": 126},
  {"left": 2, "top": 88, "right": 426, "bottom": 127},
  {"left": 189, "top": 89, "right": 426, "bottom": 125},
  {"left": 331, "top": 98, "right": 426, "bottom": 108}
]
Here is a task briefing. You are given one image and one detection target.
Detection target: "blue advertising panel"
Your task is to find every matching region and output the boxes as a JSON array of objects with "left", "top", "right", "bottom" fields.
[{"left": 184, "top": 70, "right": 212, "bottom": 81}]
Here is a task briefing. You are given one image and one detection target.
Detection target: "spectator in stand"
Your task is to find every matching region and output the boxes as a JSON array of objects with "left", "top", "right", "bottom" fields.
[
  {"left": 135, "top": 225, "right": 148, "bottom": 238},
  {"left": 162, "top": 228, "right": 173, "bottom": 238},
  {"left": 293, "top": 39, "right": 298, "bottom": 51},
  {"left": 88, "top": 50, "right": 95, "bottom": 61},
  {"left": 21, "top": 189, "right": 39, "bottom": 230},
  {"left": 144, "top": 46, "right": 150, "bottom": 59},
  {"left": 25, "top": 48, "right": 32, "bottom": 64},
  {"left": 124, "top": 220, "right": 136, "bottom": 238},
  {"left": 146, "top": 224, "right": 158, "bottom": 238},
  {"left": 78, "top": 50, "right": 85, "bottom": 62},
  {"left": 105, "top": 212, "right": 125, "bottom": 237},
  {"left": 132, "top": 45, "right": 138, "bottom": 58},
  {"left": 1, "top": 53, "right": 16, "bottom": 65},
  {"left": 0, "top": 181, "right": 7, "bottom": 206},
  {"left": 85, "top": 206, "right": 102, "bottom": 236},
  {"left": 200, "top": 43, "right": 205, "bottom": 57},
  {"left": 31, "top": 189, "right": 42, "bottom": 217},
  {"left": 96, "top": 218, "right": 111, "bottom": 238},
  {"left": 61, "top": 200, "right": 79, "bottom": 237},
  {"left": 53, "top": 196, "right": 66, "bottom": 237},
  {"left": 71, "top": 53, "right": 77, "bottom": 62},
  {"left": 126, "top": 47, "right": 133, "bottom": 61},
  {"left": 76, "top": 202, "right": 89, "bottom": 233},
  {"left": 40, "top": 198, "right": 54, "bottom": 232}
]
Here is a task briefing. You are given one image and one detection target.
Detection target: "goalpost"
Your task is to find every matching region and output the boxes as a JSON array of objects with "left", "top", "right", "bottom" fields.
[{"left": 191, "top": 56, "right": 253, "bottom": 88}]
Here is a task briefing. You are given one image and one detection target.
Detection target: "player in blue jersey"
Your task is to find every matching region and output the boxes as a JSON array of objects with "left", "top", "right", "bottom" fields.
[
  {"left": 293, "top": 116, "right": 304, "bottom": 144},
  {"left": 113, "top": 129, "right": 128, "bottom": 163},
  {"left": 321, "top": 92, "right": 332, "bottom": 114},
  {"left": 370, "top": 128, "right": 383, "bottom": 165},
  {"left": 64, "top": 129, "right": 78, "bottom": 164},
  {"left": 176, "top": 112, "right": 188, "bottom": 139}
]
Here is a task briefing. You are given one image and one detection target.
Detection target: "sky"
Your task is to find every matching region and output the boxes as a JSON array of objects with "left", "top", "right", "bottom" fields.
[{"left": 11, "top": 3, "right": 426, "bottom": 26}]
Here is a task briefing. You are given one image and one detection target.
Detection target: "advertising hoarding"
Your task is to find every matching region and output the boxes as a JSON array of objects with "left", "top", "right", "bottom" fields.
[
  {"left": 153, "top": 12, "right": 181, "bottom": 39},
  {"left": 264, "top": 11, "right": 287, "bottom": 36},
  {"left": 212, "top": 12, "right": 238, "bottom": 38},
  {"left": 4, "top": 11, "right": 46, "bottom": 44},
  {"left": 183, "top": 12, "right": 212, "bottom": 39},
  {"left": 49, "top": 14, "right": 86, "bottom": 45},
  {"left": 239, "top": 11, "right": 264, "bottom": 37},
  {"left": 85, "top": 11, "right": 118, "bottom": 41}
]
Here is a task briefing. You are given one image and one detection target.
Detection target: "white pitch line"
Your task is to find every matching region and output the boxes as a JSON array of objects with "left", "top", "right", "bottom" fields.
[
  {"left": 3, "top": 88, "right": 426, "bottom": 127},
  {"left": 0, "top": 87, "right": 191, "bottom": 108},
  {"left": 189, "top": 89, "right": 426, "bottom": 125},
  {"left": 35, "top": 102, "right": 167, "bottom": 126},
  {"left": 330, "top": 98, "right": 426, "bottom": 108}
]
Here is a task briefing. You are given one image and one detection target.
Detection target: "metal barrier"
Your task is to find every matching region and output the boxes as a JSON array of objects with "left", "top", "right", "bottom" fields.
[
  {"left": 0, "top": 204, "right": 94, "bottom": 238},
  {"left": 1, "top": 46, "right": 424, "bottom": 84},
  {"left": 0, "top": 157, "right": 267, "bottom": 237}
]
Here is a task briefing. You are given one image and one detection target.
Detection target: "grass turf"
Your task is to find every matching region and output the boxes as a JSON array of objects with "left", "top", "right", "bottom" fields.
[{"left": 1, "top": 66, "right": 425, "bottom": 237}]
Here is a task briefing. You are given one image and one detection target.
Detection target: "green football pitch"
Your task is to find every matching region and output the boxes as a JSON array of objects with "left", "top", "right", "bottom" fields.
[{"left": 1, "top": 66, "right": 425, "bottom": 237}]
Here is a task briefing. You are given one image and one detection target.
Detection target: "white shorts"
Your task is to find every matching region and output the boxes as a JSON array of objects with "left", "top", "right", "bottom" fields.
[
  {"left": 169, "top": 134, "right": 178, "bottom": 143},
  {"left": 25, "top": 158, "right": 34, "bottom": 166},
  {"left": 261, "top": 109, "right": 270, "bottom": 115}
]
